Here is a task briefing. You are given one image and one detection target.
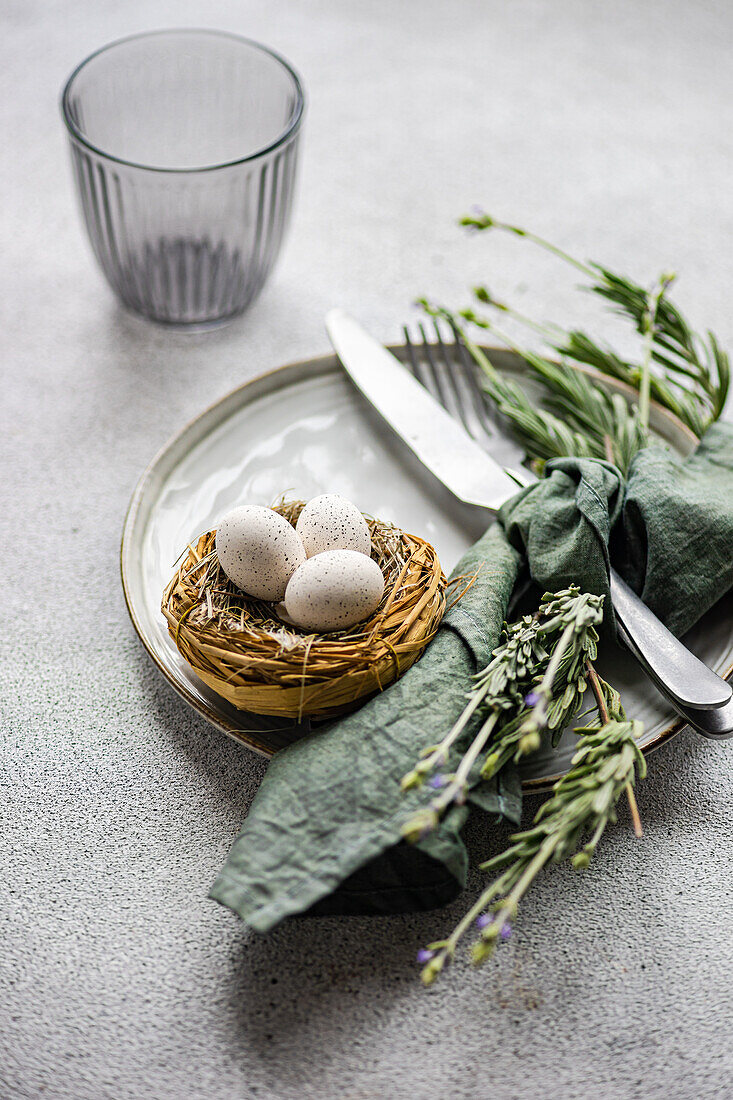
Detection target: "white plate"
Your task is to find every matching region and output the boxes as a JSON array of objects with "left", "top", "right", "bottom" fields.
[{"left": 121, "top": 348, "right": 733, "bottom": 789}]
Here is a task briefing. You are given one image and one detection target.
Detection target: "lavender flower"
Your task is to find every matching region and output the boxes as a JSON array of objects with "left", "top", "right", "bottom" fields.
[
  {"left": 475, "top": 913, "right": 493, "bottom": 930},
  {"left": 416, "top": 948, "right": 434, "bottom": 964}
]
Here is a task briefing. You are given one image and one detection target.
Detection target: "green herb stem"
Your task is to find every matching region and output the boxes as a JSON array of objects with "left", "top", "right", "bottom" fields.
[
  {"left": 638, "top": 274, "right": 674, "bottom": 433},
  {"left": 432, "top": 712, "right": 499, "bottom": 813},
  {"left": 400, "top": 687, "right": 486, "bottom": 791},
  {"left": 586, "top": 659, "right": 643, "bottom": 837},
  {"left": 524, "top": 618, "right": 577, "bottom": 728},
  {"left": 450, "top": 212, "right": 729, "bottom": 442},
  {"left": 459, "top": 214, "right": 595, "bottom": 278}
]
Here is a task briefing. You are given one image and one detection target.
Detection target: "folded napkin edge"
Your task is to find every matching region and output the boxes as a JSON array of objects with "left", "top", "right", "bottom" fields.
[{"left": 208, "top": 807, "right": 466, "bottom": 933}]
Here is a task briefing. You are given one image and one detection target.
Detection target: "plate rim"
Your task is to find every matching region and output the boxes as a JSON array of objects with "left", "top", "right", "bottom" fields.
[{"left": 120, "top": 346, "right": 731, "bottom": 793}]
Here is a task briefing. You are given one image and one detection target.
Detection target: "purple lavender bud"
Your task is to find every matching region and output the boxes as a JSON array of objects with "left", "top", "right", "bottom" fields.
[
  {"left": 476, "top": 913, "right": 493, "bottom": 930},
  {"left": 524, "top": 691, "right": 540, "bottom": 707},
  {"left": 416, "top": 948, "right": 434, "bottom": 964},
  {"left": 500, "top": 923, "right": 512, "bottom": 942},
  {"left": 428, "top": 774, "right": 447, "bottom": 790}
]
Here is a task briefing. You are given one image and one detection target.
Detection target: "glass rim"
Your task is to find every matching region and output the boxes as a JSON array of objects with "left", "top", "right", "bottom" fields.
[{"left": 60, "top": 27, "right": 306, "bottom": 175}]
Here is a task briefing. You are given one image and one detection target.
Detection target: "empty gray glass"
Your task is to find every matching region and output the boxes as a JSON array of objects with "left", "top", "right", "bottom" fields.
[{"left": 61, "top": 30, "right": 305, "bottom": 329}]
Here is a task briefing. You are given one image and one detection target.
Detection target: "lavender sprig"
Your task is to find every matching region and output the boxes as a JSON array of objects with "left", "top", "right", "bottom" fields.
[
  {"left": 400, "top": 588, "right": 603, "bottom": 840},
  {"left": 399, "top": 584, "right": 646, "bottom": 986},
  {"left": 417, "top": 710, "right": 645, "bottom": 986}
]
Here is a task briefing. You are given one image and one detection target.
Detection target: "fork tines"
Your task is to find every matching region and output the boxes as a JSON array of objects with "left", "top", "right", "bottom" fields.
[{"left": 402, "top": 319, "right": 496, "bottom": 445}]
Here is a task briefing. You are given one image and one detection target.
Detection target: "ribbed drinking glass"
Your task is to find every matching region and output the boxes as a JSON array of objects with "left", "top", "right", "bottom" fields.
[{"left": 61, "top": 30, "right": 305, "bottom": 329}]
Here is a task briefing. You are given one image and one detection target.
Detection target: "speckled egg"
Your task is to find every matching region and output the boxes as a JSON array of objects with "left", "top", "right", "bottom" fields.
[
  {"left": 284, "top": 549, "right": 385, "bottom": 633},
  {"left": 295, "top": 494, "right": 372, "bottom": 558},
  {"left": 215, "top": 505, "right": 306, "bottom": 601}
]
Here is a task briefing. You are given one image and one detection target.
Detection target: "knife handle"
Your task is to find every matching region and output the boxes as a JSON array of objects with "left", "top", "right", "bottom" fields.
[{"left": 609, "top": 568, "right": 733, "bottom": 723}]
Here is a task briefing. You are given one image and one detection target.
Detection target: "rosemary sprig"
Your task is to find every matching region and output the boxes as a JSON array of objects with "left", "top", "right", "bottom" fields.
[
  {"left": 455, "top": 212, "right": 730, "bottom": 438},
  {"left": 419, "top": 298, "right": 646, "bottom": 474},
  {"left": 400, "top": 585, "right": 646, "bottom": 986}
]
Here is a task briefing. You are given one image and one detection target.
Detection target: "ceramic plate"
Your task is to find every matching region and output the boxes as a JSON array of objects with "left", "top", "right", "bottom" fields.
[{"left": 121, "top": 347, "right": 733, "bottom": 789}]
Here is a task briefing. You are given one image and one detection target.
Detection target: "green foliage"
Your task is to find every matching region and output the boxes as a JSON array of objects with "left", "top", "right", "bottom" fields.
[
  {"left": 400, "top": 588, "right": 602, "bottom": 811},
  {"left": 400, "top": 586, "right": 646, "bottom": 986},
  {"left": 423, "top": 213, "right": 729, "bottom": 471},
  {"left": 420, "top": 299, "right": 647, "bottom": 475}
]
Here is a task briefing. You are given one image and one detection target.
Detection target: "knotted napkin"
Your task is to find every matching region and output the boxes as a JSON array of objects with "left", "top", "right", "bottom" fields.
[{"left": 210, "top": 423, "right": 733, "bottom": 930}]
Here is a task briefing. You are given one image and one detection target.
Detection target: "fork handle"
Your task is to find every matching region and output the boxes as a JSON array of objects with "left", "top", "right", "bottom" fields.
[{"left": 609, "top": 568, "right": 732, "bottom": 717}]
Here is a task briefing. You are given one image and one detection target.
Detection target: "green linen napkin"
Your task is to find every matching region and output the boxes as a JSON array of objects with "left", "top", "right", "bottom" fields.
[
  {"left": 211, "top": 423, "right": 733, "bottom": 931},
  {"left": 500, "top": 422, "right": 733, "bottom": 639},
  {"left": 210, "top": 524, "right": 523, "bottom": 931}
]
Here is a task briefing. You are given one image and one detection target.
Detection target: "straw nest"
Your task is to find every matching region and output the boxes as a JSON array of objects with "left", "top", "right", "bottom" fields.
[{"left": 161, "top": 500, "right": 447, "bottom": 720}]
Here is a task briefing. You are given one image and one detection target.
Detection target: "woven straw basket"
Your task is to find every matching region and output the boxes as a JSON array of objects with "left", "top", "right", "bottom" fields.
[{"left": 161, "top": 501, "right": 446, "bottom": 720}]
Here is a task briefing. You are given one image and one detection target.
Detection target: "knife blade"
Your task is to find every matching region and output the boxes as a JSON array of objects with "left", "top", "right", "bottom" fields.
[{"left": 325, "top": 308, "right": 519, "bottom": 511}]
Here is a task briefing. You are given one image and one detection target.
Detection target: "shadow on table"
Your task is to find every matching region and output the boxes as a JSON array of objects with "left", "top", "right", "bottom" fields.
[
  {"left": 130, "top": 640, "right": 270, "bottom": 818},
  {"left": 218, "top": 806, "right": 533, "bottom": 1061},
  {"left": 80, "top": 274, "right": 314, "bottom": 417}
]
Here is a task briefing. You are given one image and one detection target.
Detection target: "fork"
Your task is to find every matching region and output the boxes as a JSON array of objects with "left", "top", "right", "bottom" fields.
[{"left": 401, "top": 318, "right": 733, "bottom": 740}]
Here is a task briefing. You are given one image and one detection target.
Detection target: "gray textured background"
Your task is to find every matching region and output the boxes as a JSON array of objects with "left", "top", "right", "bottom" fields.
[{"left": 2, "top": 2, "right": 732, "bottom": 1098}]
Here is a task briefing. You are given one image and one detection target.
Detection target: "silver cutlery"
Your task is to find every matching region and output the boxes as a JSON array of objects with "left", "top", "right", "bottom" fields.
[{"left": 325, "top": 308, "right": 733, "bottom": 740}]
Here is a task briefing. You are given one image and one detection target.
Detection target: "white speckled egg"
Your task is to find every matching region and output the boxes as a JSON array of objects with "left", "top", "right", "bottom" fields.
[
  {"left": 284, "top": 549, "right": 385, "bottom": 633},
  {"left": 215, "top": 506, "right": 306, "bottom": 601},
  {"left": 295, "top": 494, "right": 372, "bottom": 558}
]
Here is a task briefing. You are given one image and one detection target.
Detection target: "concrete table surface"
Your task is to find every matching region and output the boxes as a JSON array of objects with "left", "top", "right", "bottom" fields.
[{"left": 1, "top": 2, "right": 732, "bottom": 1098}]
